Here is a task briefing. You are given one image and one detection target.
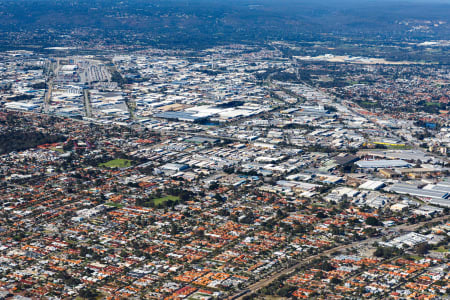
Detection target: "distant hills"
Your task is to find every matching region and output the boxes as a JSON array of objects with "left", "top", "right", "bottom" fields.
[{"left": 0, "top": 0, "right": 449, "bottom": 50}]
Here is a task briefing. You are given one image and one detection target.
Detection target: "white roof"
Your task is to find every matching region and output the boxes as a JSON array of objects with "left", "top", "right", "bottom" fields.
[{"left": 359, "top": 180, "right": 385, "bottom": 190}]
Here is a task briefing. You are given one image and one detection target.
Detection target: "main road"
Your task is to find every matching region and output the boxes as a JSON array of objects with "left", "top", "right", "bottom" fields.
[
  {"left": 43, "top": 59, "right": 60, "bottom": 113},
  {"left": 83, "top": 89, "right": 93, "bottom": 118},
  {"left": 43, "top": 82, "right": 52, "bottom": 113}
]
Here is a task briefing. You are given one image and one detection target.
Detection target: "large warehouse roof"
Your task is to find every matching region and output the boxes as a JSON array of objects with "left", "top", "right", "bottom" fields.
[{"left": 356, "top": 159, "right": 411, "bottom": 169}]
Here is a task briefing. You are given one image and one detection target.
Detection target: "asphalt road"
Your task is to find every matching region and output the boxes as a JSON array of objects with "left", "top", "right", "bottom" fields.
[
  {"left": 43, "top": 82, "right": 52, "bottom": 113},
  {"left": 83, "top": 89, "right": 93, "bottom": 118}
]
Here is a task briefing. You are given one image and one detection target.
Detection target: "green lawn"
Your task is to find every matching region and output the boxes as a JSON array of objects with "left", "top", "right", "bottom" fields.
[
  {"left": 152, "top": 195, "right": 180, "bottom": 206},
  {"left": 408, "top": 255, "right": 423, "bottom": 261},
  {"left": 99, "top": 159, "right": 132, "bottom": 168},
  {"left": 50, "top": 147, "right": 64, "bottom": 153},
  {"left": 434, "top": 246, "right": 448, "bottom": 253}
]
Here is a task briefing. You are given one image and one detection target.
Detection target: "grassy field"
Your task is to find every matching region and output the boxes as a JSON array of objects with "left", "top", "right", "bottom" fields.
[
  {"left": 408, "top": 255, "right": 423, "bottom": 261},
  {"left": 50, "top": 147, "right": 64, "bottom": 153},
  {"left": 434, "top": 246, "right": 448, "bottom": 253},
  {"left": 152, "top": 195, "right": 180, "bottom": 206},
  {"left": 99, "top": 159, "right": 132, "bottom": 168}
]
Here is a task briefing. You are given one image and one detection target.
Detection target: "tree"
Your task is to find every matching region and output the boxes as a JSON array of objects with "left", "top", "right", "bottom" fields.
[
  {"left": 320, "top": 260, "right": 335, "bottom": 271},
  {"left": 209, "top": 181, "right": 219, "bottom": 190},
  {"left": 79, "top": 288, "right": 99, "bottom": 299},
  {"left": 276, "top": 209, "right": 286, "bottom": 219},
  {"left": 314, "top": 270, "right": 324, "bottom": 279},
  {"left": 330, "top": 277, "right": 342, "bottom": 284},
  {"left": 374, "top": 246, "right": 401, "bottom": 259},
  {"left": 214, "top": 193, "right": 224, "bottom": 202},
  {"left": 277, "top": 285, "right": 297, "bottom": 297},
  {"left": 223, "top": 166, "right": 235, "bottom": 174},
  {"left": 414, "top": 243, "right": 431, "bottom": 255},
  {"left": 366, "top": 216, "right": 382, "bottom": 226},
  {"left": 170, "top": 222, "right": 179, "bottom": 235},
  {"left": 179, "top": 190, "right": 193, "bottom": 202},
  {"left": 242, "top": 294, "right": 256, "bottom": 300},
  {"left": 364, "top": 227, "right": 379, "bottom": 237},
  {"left": 316, "top": 211, "right": 328, "bottom": 218}
]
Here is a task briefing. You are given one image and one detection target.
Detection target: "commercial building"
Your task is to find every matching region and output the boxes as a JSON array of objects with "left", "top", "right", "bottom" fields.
[{"left": 356, "top": 160, "right": 411, "bottom": 169}]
